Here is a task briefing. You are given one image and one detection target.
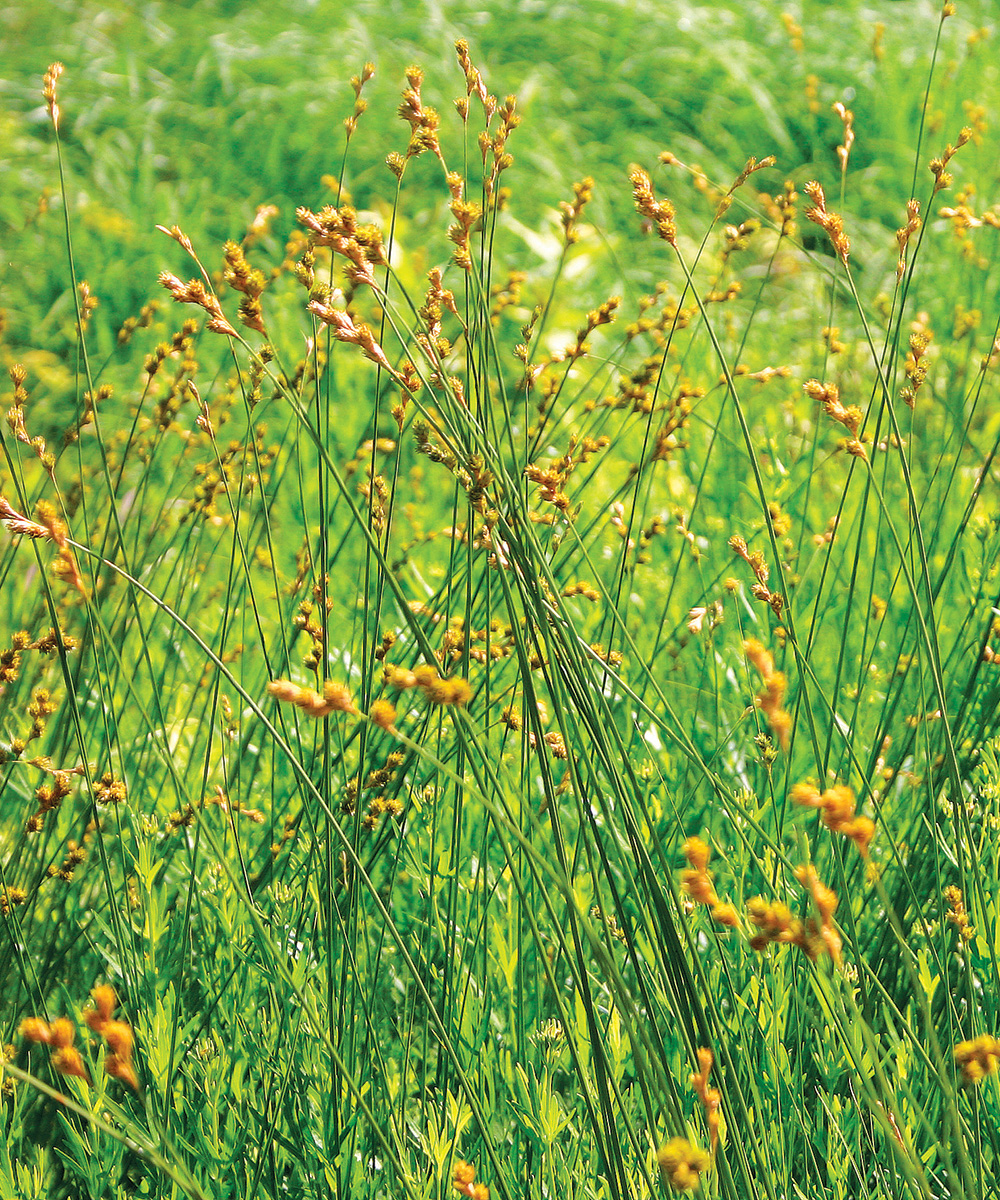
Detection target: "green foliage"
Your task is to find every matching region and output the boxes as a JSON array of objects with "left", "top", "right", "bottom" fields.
[{"left": 3, "top": 3, "right": 1000, "bottom": 1199}]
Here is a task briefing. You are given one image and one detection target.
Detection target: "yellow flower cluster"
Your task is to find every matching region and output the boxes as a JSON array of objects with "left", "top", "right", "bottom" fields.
[
  {"left": 955, "top": 1034, "right": 1000, "bottom": 1084},
  {"left": 657, "top": 1137, "right": 711, "bottom": 1192}
]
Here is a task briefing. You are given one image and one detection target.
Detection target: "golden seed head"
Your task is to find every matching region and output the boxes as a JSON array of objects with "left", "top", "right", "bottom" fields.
[
  {"left": 321, "top": 681, "right": 357, "bottom": 715},
  {"left": 369, "top": 699, "right": 397, "bottom": 731},
  {"left": 682, "top": 836, "right": 711, "bottom": 871},
  {"left": 42, "top": 63, "right": 64, "bottom": 131},
  {"left": 18, "top": 1017, "right": 51, "bottom": 1044},
  {"left": 955, "top": 1034, "right": 1000, "bottom": 1084},
  {"left": 85, "top": 984, "right": 117, "bottom": 1031},
  {"left": 48, "top": 1017, "right": 76, "bottom": 1050}
]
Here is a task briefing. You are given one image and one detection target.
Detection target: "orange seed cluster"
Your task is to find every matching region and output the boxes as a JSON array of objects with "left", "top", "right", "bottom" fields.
[
  {"left": 267, "top": 679, "right": 358, "bottom": 718},
  {"left": 19, "top": 1016, "right": 87, "bottom": 1083},
  {"left": 383, "top": 662, "right": 473, "bottom": 706},
  {"left": 729, "top": 537, "right": 783, "bottom": 618},
  {"left": 452, "top": 1160, "right": 489, "bottom": 1200},
  {"left": 791, "top": 781, "right": 875, "bottom": 857},
  {"left": 742, "top": 637, "right": 791, "bottom": 751},
  {"left": 745, "top": 865, "right": 841, "bottom": 963},
  {"left": 84, "top": 985, "right": 139, "bottom": 1090},
  {"left": 681, "top": 838, "right": 739, "bottom": 929},
  {"left": 690, "top": 1047, "right": 722, "bottom": 1155},
  {"left": 803, "top": 180, "right": 850, "bottom": 263},
  {"left": 20, "top": 988, "right": 137, "bottom": 1090}
]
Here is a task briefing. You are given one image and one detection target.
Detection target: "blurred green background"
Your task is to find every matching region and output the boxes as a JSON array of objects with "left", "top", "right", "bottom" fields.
[{"left": 2, "top": 0, "right": 997, "bottom": 360}]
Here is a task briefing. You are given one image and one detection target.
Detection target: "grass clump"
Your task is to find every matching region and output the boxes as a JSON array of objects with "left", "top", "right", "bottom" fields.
[{"left": 3, "top": 7, "right": 1000, "bottom": 1199}]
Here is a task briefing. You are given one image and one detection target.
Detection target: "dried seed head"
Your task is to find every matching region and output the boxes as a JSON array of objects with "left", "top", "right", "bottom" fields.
[
  {"left": 155, "top": 224, "right": 195, "bottom": 257},
  {"left": 629, "top": 165, "right": 677, "bottom": 245},
  {"left": 804, "top": 180, "right": 850, "bottom": 262},
  {"left": 832, "top": 101, "right": 855, "bottom": 171},
  {"left": 42, "top": 63, "right": 64, "bottom": 131}
]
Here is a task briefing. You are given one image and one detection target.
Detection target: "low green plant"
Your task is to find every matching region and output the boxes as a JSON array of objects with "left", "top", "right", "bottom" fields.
[{"left": 3, "top": 8, "right": 1000, "bottom": 1199}]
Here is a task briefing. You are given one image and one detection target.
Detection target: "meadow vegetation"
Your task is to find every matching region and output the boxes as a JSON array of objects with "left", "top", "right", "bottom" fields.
[{"left": 3, "top": 1, "right": 1000, "bottom": 1197}]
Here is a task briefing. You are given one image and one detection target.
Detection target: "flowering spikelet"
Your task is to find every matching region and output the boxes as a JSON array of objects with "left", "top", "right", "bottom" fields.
[
  {"left": 791, "top": 781, "right": 875, "bottom": 857},
  {"left": 0, "top": 497, "right": 48, "bottom": 540},
  {"left": 657, "top": 1137, "right": 711, "bottom": 1192},
  {"left": 306, "top": 301, "right": 391, "bottom": 371},
  {"left": 155, "top": 224, "right": 195, "bottom": 258},
  {"left": 0, "top": 499, "right": 87, "bottom": 596},
  {"left": 681, "top": 838, "right": 739, "bottom": 928},
  {"left": 895, "top": 199, "right": 921, "bottom": 280},
  {"left": 742, "top": 638, "right": 791, "bottom": 751},
  {"left": 728, "top": 535, "right": 783, "bottom": 618},
  {"left": 795, "top": 863, "right": 841, "bottom": 962},
  {"left": 832, "top": 101, "right": 855, "bottom": 172},
  {"left": 383, "top": 663, "right": 419, "bottom": 690},
  {"left": 397, "top": 64, "right": 443, "bottom": 163},
  {"left": 803, "top": 379, "right": 866, "bottom": 457},
  {"left": 955, "top": 1034, "right": 1000, "bottom": 1084},
  {"left": 803, "top": 180, "right": 850, "bottom": 262},
  {"left": 803, "top": 379, "right": 860, "bottom": 434},
  {"left": 421, "top": 675, "right": 474, "bottom": 706},
  {"left": 382, "top": 663, "right": 473, "bottom": 706},
  {"left": 690, "top": 1048, "right": 722, "bottom": 1156},
  {"left": 369, "top": 699, "right": 397, "bottom": 732},
  {"left": 158, "top": 271, "right": 237, "bottom": 337},
  {"left": 344, "top": 63, "right": 375, "bottom": 137},
  {"left": 0, "top": 885, "right": 27, "bottom": 916},
  {"left": 765, "top": 180, "right": 797, "bottom": 239},
  {"left": 222, "top": 241, "right": 267, "bottom": 334},
  {"left": 447, "top": 192, "right": 482, "bottom": 271},
  {"left": 929, "top": 126, "right": 972, "bottom": 194},
  {"left": 455, "top": 39, "right": 493, "bottom": 119},
  {"left": 244, "top": 203, "right": 280, "bottom": 246},
  {"left": 296, "top": 205, "right": 386, "bottom": 287},
  {"left": 267, "top": 679, "right": 358, "bottom": 718},
  {"left": 560, "top": 177, "right": 595, "bottom": 245},
  {"left": 629, "top": 165, "right": 677, "bottom": 245}
]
